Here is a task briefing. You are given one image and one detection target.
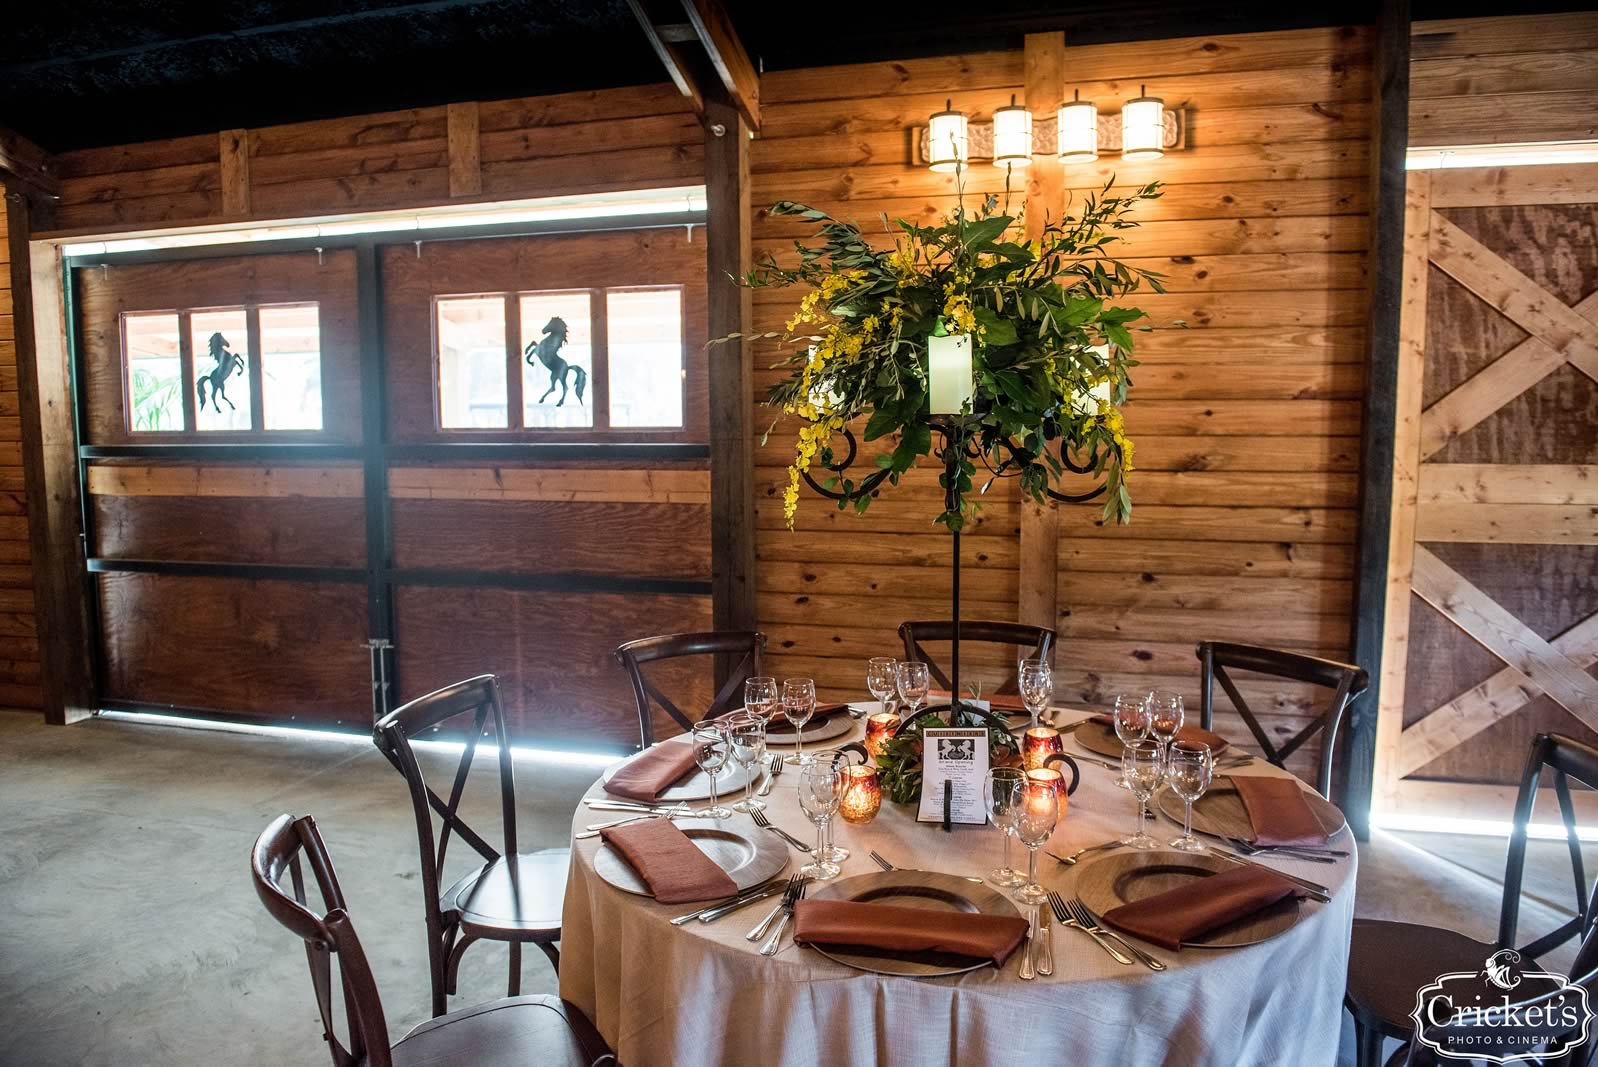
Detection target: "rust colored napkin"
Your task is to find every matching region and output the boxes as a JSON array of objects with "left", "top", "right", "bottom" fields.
[
  {"left": 791, "top": 899, "right": 1029, "bottom": 967},
  {"left": 602, "top": 742, "right": 699, "bottom": 803},
  {"left": 599, "top": 818, "right": 738, "bottom": 904},
  {"left": 766, "top": 703, "right": 851, "bottom": 732},
  {"left": 931, "top": 691, "right": 1029, "bottom": 712},
  {"left": 1228, "top": 775, "right": 1331, "bottom": 847},
  {"left": 1086, "top": 715, "right": 1230, "bottom": 754},
  {"left": 1101, "top": 865, "right": 1302, "bottom": 951}
]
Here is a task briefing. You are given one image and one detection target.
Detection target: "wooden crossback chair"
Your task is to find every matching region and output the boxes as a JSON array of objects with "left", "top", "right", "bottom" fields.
[
  {"left": 614, "top": 631, "right": 765, "bottom": 749},
  {"left": 250, "top": 813, "right": 611, "bottom": 1067},
  {"left": 372, "top": 675, "right": 566, "bottom": 1019},
  {"left": 1195, "top": 641, "right": 1368, "bottom": 797},
  {"left": 897, "top": 621, "right": 1054, "bottom": 697},
  {"left": 1349, "top": 733, "right": 1598, "bottom": 1067}
]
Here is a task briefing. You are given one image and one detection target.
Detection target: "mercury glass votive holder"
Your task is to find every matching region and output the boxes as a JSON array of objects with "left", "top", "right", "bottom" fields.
[
  {"left": 838, "top": 764, "right": 882, "bottom": 824},
  {"left": 864, "top": 712, "right": 901, "bottom": 759},
  {"left": 1026, "top": 766, "right": 1068, "bottom": 813},
  {"left": 1022, "top": 726, "right": 1063, "bottom": 771}
]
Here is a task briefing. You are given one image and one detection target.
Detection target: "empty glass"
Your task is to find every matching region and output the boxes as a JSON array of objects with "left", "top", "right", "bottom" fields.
[
  {"left": 866, "top": 657, "right": 898, "bottom": 715},
  {"left": 1121, "top": 740, "right": 1164, "bottom": 850},
  {"left": 1112, "top": 693, "right": 1152, "bottom": 788},
  {"left": 895, "top": 661, "right": 930, "bottom": 720},
  {"left": 984, "top": 767, "right": 1027, "bottom": 889},
  {"left": 815, "top": 749, "right": 851, "bottom": 863},
  {"left": 691, "top": 720, "right": 733, "bottom": 819},
  {"left": 1014, "top": 776, "right": 1061, "bottom": 905},
  {"left": 1018, "top": 662, "right": 1054, "bottom": 730},
  {"left": 797, "top": 761, "right": 844, "bottom": 880},
  {"left": 744, "top": 676, "right": 779, "bottom": 724},
  {"left": 727, "top": 712, "right": 767, "bottom": 814},
  {"left": 781, "top": 677, "right": 817, "bottom": 765},
  {"left": 1147, "top": 689, "right": 1185, "bottom": 756},
  {"left": 1167, "top": 741, "right": 1214, "bottom": 852}
]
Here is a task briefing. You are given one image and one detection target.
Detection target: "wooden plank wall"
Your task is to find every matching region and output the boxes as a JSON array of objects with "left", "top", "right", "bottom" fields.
[
  {"left": 1411, "top": 13, "right": 1598, "bottom": 147},
  {"left": 0, "top": 201, "right": 42, "bottom": 710}
]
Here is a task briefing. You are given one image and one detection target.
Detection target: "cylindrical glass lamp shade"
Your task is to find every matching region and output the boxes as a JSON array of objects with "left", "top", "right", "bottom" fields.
[
  {"left": 1120, "top": 95, "right": 1165, "bottom": 161},
  {"left": 927, "top": 106, "right": 969, "bottom": 173},
  {"left": 928, "top": 332, "right": 974, "bottom": 414},
  {"left": 992, "top": 99, "right": 1033, "bottom": 168},
  {"left": 1057, "top": 99, "right": 1099, "bottom": 164}
]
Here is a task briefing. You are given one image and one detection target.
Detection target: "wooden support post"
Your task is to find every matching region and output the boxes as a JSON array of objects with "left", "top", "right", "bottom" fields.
[
  {"left": 1345, "top": 0, "right": 1411, "bottom": 839},
  {"left": 704, "top": 89, "right": 755, "bottom": 652},
  {"left": 1018, "top": 31, "right": 1065, "bottom": 632},
  {"left": 5, "top": 187, "right": 95, "bottom": 724},
  {"left": 219, "top": 129, "right": 251, "bottom": 217},
  {"left": 446, "top": 103, "right": 482, "bottom": 199}
]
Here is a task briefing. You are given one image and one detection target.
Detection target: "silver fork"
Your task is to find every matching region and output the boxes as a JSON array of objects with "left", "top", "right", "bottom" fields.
[
  {"left": 1067, "top": 897, "right": 1166, "bottom": 971},
  {"left": 1047, "top": 890, "right": 1133, "bottom": 966},
  {"left": 869, "top": 850, "right": 894, "bottom": 871},
  {"left": 1048, "top": 840, "right": 1124, "bottom": 866},
  {"left": 750, "top": 808, "right": 813, "bottom": 853},
  {"left": 758, "top": 878, "right": 805, "bottom": 956},
  {"left": 747, "top": 876, "right": 800, "bottom": 941},
  {"left": 1221, "top": 835, "right": 1344, "bottom": 862},
  {"left": 757, "top": 755, "right": 783, "bottom": 797}
]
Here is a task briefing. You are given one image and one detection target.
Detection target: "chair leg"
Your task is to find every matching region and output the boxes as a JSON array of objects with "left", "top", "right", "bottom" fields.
[
  {"left": 507, "top": 941, "right": 522, "bottom": 997},
  {"left": 431, "top": 926, "right": 456, "bottom": 1018},
  {"left": 1354, "top": 1018, "right": 1384, "bottom": 1067},
  {"left": 445, "top": 933, "right": 477, "bottom": 996},
  {"left": 538, "top": 941, "right": 561, "bottom": 975}
]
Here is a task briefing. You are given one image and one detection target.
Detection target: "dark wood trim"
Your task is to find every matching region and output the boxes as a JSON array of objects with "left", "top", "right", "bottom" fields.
[
  {"left": 390, "top": 568, "right": 711, "bottom": 596},
  {"left": 0, "top": 128, "right": 58, "bottom": 198},
  {"left": 87, "top": 558, "right": 366, "bottom": 583},
  {"left": 246, "top": 305, "right": 266, "bottom": 431},
  {"left": 177, "top": 310, "right": 197, "bottom": 433},
  {"left": 6, "top": 186, "right": 95, "bottom": 724},
  {"left": 503, "top": 292, "right": 523, "bottom": 429},
  {"left": 703, "top": 88, "right": 756, "bottom": 655},
  {"left": 1345, "top": 0, "right": 1411, "bottom": 841}
]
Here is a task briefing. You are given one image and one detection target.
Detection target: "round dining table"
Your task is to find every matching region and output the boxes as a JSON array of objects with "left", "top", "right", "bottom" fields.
[{"left": 559, "top": 705, "right": 1357, "bottom": 1067}]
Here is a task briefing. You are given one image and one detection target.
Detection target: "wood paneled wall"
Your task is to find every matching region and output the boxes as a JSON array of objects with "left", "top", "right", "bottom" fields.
[
  {"left": 1411, "top": 13, "right": 1598, "bottom": 147},
  {"left": 0, "top": 201, "right": 42, "bottom": 710}
]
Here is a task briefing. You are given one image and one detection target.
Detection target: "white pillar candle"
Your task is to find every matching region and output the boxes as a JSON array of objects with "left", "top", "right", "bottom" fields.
[{"left": 928, "top": 332, "right": 974, "bottom": 414}]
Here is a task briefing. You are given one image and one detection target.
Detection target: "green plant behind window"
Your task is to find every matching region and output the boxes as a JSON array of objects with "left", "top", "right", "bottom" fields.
[{"left": 130, "top": 366, "right": 181, "bottom": 432}]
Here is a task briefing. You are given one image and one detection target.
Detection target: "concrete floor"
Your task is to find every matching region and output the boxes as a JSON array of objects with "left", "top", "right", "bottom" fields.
[{"left": 0, "top": 709, "right": 1592, "bottom": 1066}]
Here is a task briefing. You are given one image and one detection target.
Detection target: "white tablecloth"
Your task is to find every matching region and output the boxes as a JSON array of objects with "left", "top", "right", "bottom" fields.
[{"left": 560, "top": 708, "right": 1357, "bottom": 1067}]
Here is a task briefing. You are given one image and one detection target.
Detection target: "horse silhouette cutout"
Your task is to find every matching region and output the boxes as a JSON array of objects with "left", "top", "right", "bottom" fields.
[
  {"left": 525, "top": 316, "right": 586, "bottom": 407},
  {"left": 196, "top": 332, "right": 245, "bottom": 413}
]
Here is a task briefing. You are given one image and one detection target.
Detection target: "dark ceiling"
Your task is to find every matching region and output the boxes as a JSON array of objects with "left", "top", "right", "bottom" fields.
[{"left": 0, "top": 0, "right": 1585, "bottom": 152}]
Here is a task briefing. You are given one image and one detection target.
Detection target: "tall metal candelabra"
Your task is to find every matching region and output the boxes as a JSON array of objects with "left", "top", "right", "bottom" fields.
[{"left": 801, "top": 413, "right": 1112, "bottom": 735}]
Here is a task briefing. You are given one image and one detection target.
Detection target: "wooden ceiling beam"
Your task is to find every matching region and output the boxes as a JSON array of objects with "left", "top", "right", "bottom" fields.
[
  {"left": 625, "top": 0, "right": 704, "bottom": 116},
  {"left": 679, "top": 0, "right": 759, "bottom": 131},
  {"left": 0, "top": 126, "right": 58, "bottom": 197}
]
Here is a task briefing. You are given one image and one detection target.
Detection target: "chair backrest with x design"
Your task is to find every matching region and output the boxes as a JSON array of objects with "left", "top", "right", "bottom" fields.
[
  {"left": 614, "top": 631, "right": 765, "bottom": 748},
  {"left": 252, "top": 812, "right": 394, "bottom": 1067},
  {"left": 1195, "top": 641, "right": 1368, "bottom": 796},
  {"left": 372, "top": 675, "right": 516, "bottom": 947},
  {"left": 1498, "top": 733, "right": 1598, "bottom": 962},
  {"left": 897, "top": 620, "right": 1054, "bottom": 696}
]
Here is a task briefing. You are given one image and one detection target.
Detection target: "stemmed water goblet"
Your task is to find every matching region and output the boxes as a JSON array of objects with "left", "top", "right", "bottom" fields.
[
  {"left": 691, "top": 720, "right": 734, "bottom": 819},
  {"left": 797, "top": 761, "right": 844, "bottom": 880},
  {"left": 1013, "top": 776, "right": 1061, "bottom": 905},
  {"left": 781, "top": 677, "right": 816, "bottom": 765},
  {"left": 814, "top": 749, "right": 851, "bottom": 863},
  {"left": 1018, "top": 662, "right": 1054, "bottom": 730},
  {"left": 744, "top": 676, "right": 779, "bottom": 725},
  {"left": 1167, "top": 741, "right": 1214, "bottom": 852},
  {"left": 727, "top": 712, "right": 767, "bottom": 814},
  {"left": 866, "top": 657, "right": 898, "bottom": 716},
  {"left": 1112, "top": 693, "right": 1152, "bottom": 788},
  {"left": 984, "top": 767, "right": 1027, "bottom": 889},
  {"left": 895, "top": 661, "right": 930, "bottom": 721},
  {"left": 1147, "top": 689, "right": 1185, "bottom": 757},
  {"left": 1121, "top": 739, "right": 1164, "bottom": 850}
]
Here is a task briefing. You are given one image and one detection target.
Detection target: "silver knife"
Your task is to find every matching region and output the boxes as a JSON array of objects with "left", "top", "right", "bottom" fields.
[
  {"left": 669, "top": 879, "right": 785, "bottom": 926},
  {"left": 1018, "top": 907, "right": 1037, "bottom": 980},
  {"left": 699, "top": 881, "right": 789, "bottom": 923},
  {"left": 1212, "top": 847, "right": 1332, "bottom": 902},
  {"left": 1037, "top": 899, "right": 1053, "bottom": 976}
]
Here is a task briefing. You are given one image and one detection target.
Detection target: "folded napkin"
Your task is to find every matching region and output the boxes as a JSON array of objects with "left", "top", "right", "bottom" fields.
[
  {"left": 792, "top": 899, "right": 1029, "bottom": 967},
  {"left": 766, "top": 703, "right": 851, "bottom": 732},
  {"left": 602, "top": 742, "right": 699, "bottom": 803},
  {"left": 1101, "top": 865, "right": 1302, "bottom": 951},
  {"left": 930, "top": 691, "right": 1029, "bottom": 713},
  {"left": 1228, "top": 775, "right": 1331, "bottom": 847},
  {"left": 1087, "top": 715, "right": 1229, "bottom": 754},
  {"left": 599, "top": 818, "right": 738, "bottom": 904}
]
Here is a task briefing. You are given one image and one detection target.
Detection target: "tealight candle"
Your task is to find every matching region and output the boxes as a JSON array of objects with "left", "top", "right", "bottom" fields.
[
  {"left": 1022, "top": 726, "right": 1062, "bottom": 771},
  {"left": 1026, "top": 767, "right": 1068, "bottom": 814},
  {"left": 838, "top": 764, "right": 882, "bottom": 824},
  {"left": 864, "top": 712, "right": 901, "bottom": 759}
]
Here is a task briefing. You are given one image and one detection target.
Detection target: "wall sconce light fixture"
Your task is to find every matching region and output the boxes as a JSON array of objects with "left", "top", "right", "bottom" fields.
[
  {"left": 1057, "top": 90, "right": 1099, "bottom": 164},
  {"left": 991, "top": 94, "right": 1033, "bottom": 168},
  {"left": 927, "top": 100, "right": 969, "bottom": 173}
]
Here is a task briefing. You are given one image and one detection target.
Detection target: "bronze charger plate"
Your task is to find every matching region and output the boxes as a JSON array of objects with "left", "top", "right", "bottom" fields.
[
  {"left": 1155, "top": 776, "right": 1346, "bottom": 842},
  {"left": 1073, "top": 718, "right": 1232, "bottom": 760},
  {"left": 1074, "top": 850, "right": 1307, "bottom": 948},
  {"left": 764, "top": 712, "right": 857, "bottom": 745},
  {"left": 601, "top": 745, "right": 758, "bottom": 802},
  {"left": 805, "top": 871, "right": 1023, "bottom": 977},
  {"left": 592, "top": 819, "right": 788, "bottom": 897}
]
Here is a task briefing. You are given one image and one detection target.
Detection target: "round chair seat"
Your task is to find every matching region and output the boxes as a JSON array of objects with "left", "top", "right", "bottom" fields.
[
  {"left": 443, "top": 849, "right": 569, "bottom": 941},
  {"left": 1346, "top": 918, "right": 1529, "bottom": 1037},
  {"left": 392, "top": 994, "right": 608, "bottom": 1067}
]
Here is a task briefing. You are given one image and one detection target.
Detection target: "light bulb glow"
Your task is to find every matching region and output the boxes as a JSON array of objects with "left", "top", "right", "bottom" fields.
[
  {"left": 928, "top": 107, "right": 969, "bottom": 173},
  {"left": 1057, "top": 99, "right": 1099, "bottom": 164},
  {"left": 992, "top": 102, "right": 1033, "bottom": 168},
  {"left": 1121, "top": 96, "right": 1165, "bottom": 161}
]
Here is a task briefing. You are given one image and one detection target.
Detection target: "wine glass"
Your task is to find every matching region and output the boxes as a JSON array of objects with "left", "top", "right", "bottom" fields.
[
  {"left": 866, "top": 657, "right": 898, "bottom": 715},
  {"left": 1121, "top": 739, "right": 1164, "bottom": 850},
  {"left": 781, "top": 677, "right": 816, "bottom": 765},
  {"left": 691, "top": 720, "right": 733, "bottom": 819},
  {"left": 1013, "top": 777, "right": 1061, "bottom": 905},
  {"left": 814, "top": 750, "right": 851, "bottom": 863},
  {"left": 727, "top": 712, "right": 767, "bottom": 814},
  {"left": 895, "top": 661, "right": 930, "bottom": 720},
  {"left": 797, "top": 761, "right": 844, "bottom": 880},
  {"left": 1167, "top": 741, "right": 1213, "bottom": 852},
  {"left": 744, "top": 676, "right": 778, "bottom": 724},
  {"left": 1018, "top": 662, "right": 1054, "bottom": 730},
  {"left": 984, "top": 767, "right": 1027, "bottom": 888},
  {"left": 1147, "top": 689, "right": 1185, "bottom": 756},
  {"left": 1111, "top": 693, "right": 1152, "bottom": 788}
]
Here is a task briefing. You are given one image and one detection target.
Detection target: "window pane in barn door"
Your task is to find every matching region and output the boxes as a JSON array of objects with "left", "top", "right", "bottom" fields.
[
  {"left": 437, "top": 296, "right": 508, "bottom": 428},
  {"left": 124, "top": 311, "right": 185, "bottom": 432},
  {"left": 607, "top": 289, "right": 684, "bottom": 428},
  {"left": 520, "top": 292, "right": 594, "bottom": 429},
  {"left": 192, "top": 308, "right": 252, "bottom": 432},
  {"left": 259, "top": 304, "right": 324, "bottom": 431}
]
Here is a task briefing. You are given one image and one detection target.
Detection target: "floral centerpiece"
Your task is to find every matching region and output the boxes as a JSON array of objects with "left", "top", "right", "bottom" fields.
[
  {"left": 876, "top": 710, "right": 1023, "bottom": 805},
  {"left": 741, "top": 179, "right": 1169, "bottom": 532}
]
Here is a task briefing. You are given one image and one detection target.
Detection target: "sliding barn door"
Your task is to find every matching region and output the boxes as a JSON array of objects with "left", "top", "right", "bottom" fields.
[{"left": 1375, "top": 165, "right": 1598, "bottom": 819}]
